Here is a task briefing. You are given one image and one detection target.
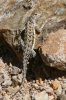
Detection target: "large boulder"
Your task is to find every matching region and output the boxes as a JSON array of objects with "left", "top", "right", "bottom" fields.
[{"left": 40, "top": 29, "right": 66, "bottom": 70}]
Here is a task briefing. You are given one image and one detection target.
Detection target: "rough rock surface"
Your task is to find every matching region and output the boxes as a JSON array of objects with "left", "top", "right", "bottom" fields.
[
  {"left": 0, "top": 0, "right": 66, "bottom": 30},
  {"left": 40, "top": 29, "right": 66, "bottom": 70}
]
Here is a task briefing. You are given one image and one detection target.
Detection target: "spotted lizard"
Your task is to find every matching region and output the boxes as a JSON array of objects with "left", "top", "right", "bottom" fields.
[{"left": 22, "top": 15, "right": 38, "bottom": 81}]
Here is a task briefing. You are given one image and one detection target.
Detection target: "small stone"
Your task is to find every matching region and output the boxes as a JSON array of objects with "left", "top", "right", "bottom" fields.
[
  {"left": 2, "top": 71, "right": 12, "bottom": 86},
  {"left": 9, "top": 65, "right": 21, "bottom": 75},
  {"left": 3, "top": 94, "right": 10, "bottom": 100},
  {"left": 55, "top": 84, "right": 62, "bottom": 96},
  {"left": 48, "top": 95, "right": 54, "bottom": 100},
  {"left": 58, "top": 77, "right": 62, "bottom": 81},
  {"left": 7, "top": 86, "right": 19, "bottom": 96},
  {"left": 17, "top": 73, "right": 22, "bottom": 84},
  {"left": 36, "top": 78, "right": 44, "bottom": 85},
  {"left": 0, "top": 85, "right": 2, "bottom": 92},
  {"left": 0, "top": 59, "right": 5, "bottom": 73},
  {"left": 12, "top": 75, "right": 17, "bottom": 82},
  {"left": 62, "top": 78, "right": 66, "bottom": 83},
  {"left": 39, "top": 78, "right": 44, "bottom": 85},
  {"left": 12, "top": 74, "right": 22, "bottom": 84},
  {"left": 62, "top": 83, "right": 66, "bottom": 89},
  {"left": 32, "top": 83, "right": 39, "bottom": 90},
  {"left": 45, "top": 86, "right": 54, "bottom": 95},
  {"left": 23, "top": 94, "right": 30, "bottom": 100},
  {"left": 0, "top": 95, "right": 3, "bottom": 100},
  {"left": 0, "top": 74, "right": 4, "bottom": 85},
  {"left": 36, "top": 80, "right": 40, "bottom": 85},
  {"left": 34, "top": 91, "right": 49, "bottom": 100},
  {"left": 51, "top": 79, "right": 60, "bottom": 90}
]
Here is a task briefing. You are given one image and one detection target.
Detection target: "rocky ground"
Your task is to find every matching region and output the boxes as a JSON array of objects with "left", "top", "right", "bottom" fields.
[{"left": 0, "top": 40, "right": 66, "bottom": 100}]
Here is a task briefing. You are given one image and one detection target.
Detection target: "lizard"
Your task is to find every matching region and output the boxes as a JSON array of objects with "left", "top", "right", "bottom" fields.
[{"left": 22, "top": 14, "right": 40, "bottom": 82}]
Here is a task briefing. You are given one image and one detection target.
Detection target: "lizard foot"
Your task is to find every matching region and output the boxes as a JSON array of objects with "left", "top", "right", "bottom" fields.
[{"left": 31, "top": 50, "right": 36, "bottom": 58}]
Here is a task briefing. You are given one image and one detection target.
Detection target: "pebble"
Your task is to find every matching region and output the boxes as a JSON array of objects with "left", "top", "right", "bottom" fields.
[
  {"left": 45, "top": 86, "right": 54, "bottom": 95},
  {"left": 48, "top": 95, "right": 54, "bottom": 100},
  {"left": 62, "top": 79, "right": 66, "bottom": 83},
  {"left": 9, "top": 65, "right": 21, "bottom": 75},
  {"left": 3, "top": 94, "right": 10, "bottom": 100},
  {"left": 34, "top": 91, "right": 49, "bottom": 100},
  {"left": 2, "top": 71, "right": 12, "bottom": 86},
  {"left": 59, "top": 93, "right": 66, "bottom": 100},
  {"left": 17, "top": 73, "right": 22, "bottom": 84},
  {"left": 0, "top": 94, "right": 3, "bottom": 100},
  {"left": 51, "top": 79, "right": 60, "bottom": 90},
  {"left": 55, "top": 84, "right": 62, "bottom": 96},
  {"left": 6, "top": 86, "right": 19, "bottom": 95}
]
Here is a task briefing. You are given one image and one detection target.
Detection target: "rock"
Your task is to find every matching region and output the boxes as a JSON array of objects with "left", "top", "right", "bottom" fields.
[
  {"left": 51, "top": 79, "right": 62, "bottom": 96},
  {"left": 58, "top": 93, "right": 66, "bottom": 100},
  {"left": 2, "top": 71, "right": 12, "bottom": 87},
  {"left": 0, "top": 74, "right": 4, "bottom": 85},
  {"left": 55, "top": 83, "right": 62, "bottom": 96},
  {"left": 0, "top": 85, "right": 2, "bottom": 92},
  {"left": 48, "top": 95, "right": 54, "bottom": 100},
  {"left": 12, "top": 75, "right": 18, "bottom": 84},
  {"left": 40, "top": 29, "right": 66, "bottom": 70},
  {"left": 36, "top": 78, "right": 44, "bottom": 85},
  {"left": 34, "top": 91, "right": 49, "bottom": 100},
  {"left": 0, "top": 0, "right": 31, "bottom": 30},
  {"left": 0, "top": 59, "right": 5, "bottom": 73},
  {"left": 32, "top": 83, "right": 39, "bottom": 90},
  {"left": 0, "top": 94, "right": 3, "bottom": 100},
  {"left": 9, "top": 65, "right": 21, "bottom": 75},
  {"left": 3, "top": 94, "right": 10, "bottom": 100},
  {"left": 12, "top": 73, "right": 22, "bottom": 84},
  {"left": 45, "top": 86, "right": 54, "bottom": 95},
  {"left": 62, "top": 78, "right": 66, "bottom": 83},
  {"left": 17, "top": 73, "right": 22, "bottom": 84},
  {"left": 22, "top": 94, "right": 30, "bottom": 100},
  {"left": 51, "top": 79, "right": 60, "bottom": 90},
  {"left": 6, "top": 86, "right": 20, "bottom": 96}
]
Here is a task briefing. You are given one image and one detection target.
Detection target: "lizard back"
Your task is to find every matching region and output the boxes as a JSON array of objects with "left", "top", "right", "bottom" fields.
[{"left": 22, "top": 17, "right": 36, "bottom": 80}]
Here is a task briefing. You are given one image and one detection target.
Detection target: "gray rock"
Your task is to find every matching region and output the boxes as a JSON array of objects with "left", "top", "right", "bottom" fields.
[
  {"left": 9, "top": 65, "right": 21, "bottom": 75},
  {"left": 2, "top": 71, "right": 12, "bottom": 87}
]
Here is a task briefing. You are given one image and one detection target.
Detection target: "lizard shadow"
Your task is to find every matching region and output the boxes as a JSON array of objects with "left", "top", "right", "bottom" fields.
[
  {"left": 27, "top": 49, "right": 66, "bottom": 81},
  {"left": 0, "top": 39, "right": 22, "bottom": 67}
]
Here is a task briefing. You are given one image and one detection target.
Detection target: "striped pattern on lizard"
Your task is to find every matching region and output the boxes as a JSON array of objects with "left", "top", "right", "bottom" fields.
[{"left": 22, "top": 16, "right": 36, "bottom": 81}]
